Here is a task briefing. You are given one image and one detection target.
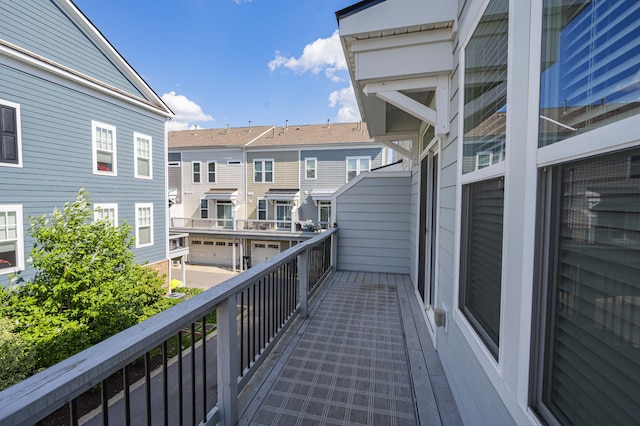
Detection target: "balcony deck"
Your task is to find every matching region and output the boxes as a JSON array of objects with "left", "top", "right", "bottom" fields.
[{"left": 238, "top": 270, "right": 462, "bottom": 425}]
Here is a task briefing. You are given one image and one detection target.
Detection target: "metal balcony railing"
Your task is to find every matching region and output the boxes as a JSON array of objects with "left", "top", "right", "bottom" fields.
[{"left": 0, "top": 228, "right": 337, "bottom": 426}]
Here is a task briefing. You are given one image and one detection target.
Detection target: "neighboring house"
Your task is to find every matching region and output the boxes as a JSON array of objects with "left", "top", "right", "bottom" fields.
[
  {"left": 168, "top": 122, "right": 387, "bottom": 268},
  {"left": 337, "top": 0, "right": 640, "bottom": 426},
  {"left": 0, "top": 0, "right": 173, "bottom": 286}
]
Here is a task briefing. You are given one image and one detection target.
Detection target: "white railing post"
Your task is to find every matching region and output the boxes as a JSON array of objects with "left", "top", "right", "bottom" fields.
[
  {"left": 298, "top": 248, "right": 309, "bottom": 318},
  {"left": 331, "top": 229, "right": 338, "bottom": 271},
  {"left": 217, "top": 294, "right": 238, "bottom": 426}
]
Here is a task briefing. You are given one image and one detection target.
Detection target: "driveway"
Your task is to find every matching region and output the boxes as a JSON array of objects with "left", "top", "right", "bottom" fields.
[{"left": 171, "top": 264, "right": 239, "bottom": 291}]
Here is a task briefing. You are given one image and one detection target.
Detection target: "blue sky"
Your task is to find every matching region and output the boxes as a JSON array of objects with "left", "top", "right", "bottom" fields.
[{"left": 74, "top": 0, "right": 360, "bottom": 131}]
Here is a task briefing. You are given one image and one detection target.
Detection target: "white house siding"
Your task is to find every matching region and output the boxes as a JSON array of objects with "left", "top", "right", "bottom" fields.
[
  {"left": 178, "top": 148, "right": 244, "bottom": 219},
  {"left": 335, "top": 172, "right": 411, "bottom": 274},
  {"left": 298, "top": 147, "right": 383, "bottom": 222}
]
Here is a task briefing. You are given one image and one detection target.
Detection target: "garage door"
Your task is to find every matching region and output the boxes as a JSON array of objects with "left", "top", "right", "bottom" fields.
[
  {"left": 189, "top": 237, "right": 237, "bottom": 267},
  {"left": 251, "top": 241, "right": 281, "bottom": 265}
]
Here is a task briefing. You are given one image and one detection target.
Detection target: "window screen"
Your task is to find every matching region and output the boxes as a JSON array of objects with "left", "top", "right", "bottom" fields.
[
  {"left": 540, "top": 149, "right": 640, "bottom": 425},
  {"left": 460, "top": 177, "right": 504, "bottom": 358}
]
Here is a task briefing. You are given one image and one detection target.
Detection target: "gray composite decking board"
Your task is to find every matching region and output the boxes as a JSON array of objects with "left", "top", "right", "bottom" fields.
[
  {"left": 239, "top": 271, "right": 462, "bottom": 426},
  {"left": 397, "top": 275, "right": 464, "bottom": 426}
]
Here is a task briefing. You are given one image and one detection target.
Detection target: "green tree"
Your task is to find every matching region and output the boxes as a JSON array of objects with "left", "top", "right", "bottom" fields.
[
  {"left": 0, "top": 190, "right": 169, "bottom": 369},
  {"left": 0, "top": 317, "right": 35, "bottom": 390}
]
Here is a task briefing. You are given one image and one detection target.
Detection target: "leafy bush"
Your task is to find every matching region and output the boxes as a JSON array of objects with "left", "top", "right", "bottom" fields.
[
  {"left": 0, "top": 190, "right": 168, "bottom": 369},
  {"left": 0, "top": 317, "right": 35, "bottom": 391}
]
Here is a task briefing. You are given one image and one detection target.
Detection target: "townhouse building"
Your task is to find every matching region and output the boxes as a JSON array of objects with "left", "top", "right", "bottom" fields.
[
  {"left": 0, "top": 0, "right": 174, "bottom": 286},
  {"left": 168, "top": 122, "right": 388, "bottom": 269}
]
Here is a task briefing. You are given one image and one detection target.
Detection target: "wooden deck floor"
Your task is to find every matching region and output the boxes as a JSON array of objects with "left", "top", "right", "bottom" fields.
[{"left": 238, "top": 270, "right": 462, "bottom": 425}]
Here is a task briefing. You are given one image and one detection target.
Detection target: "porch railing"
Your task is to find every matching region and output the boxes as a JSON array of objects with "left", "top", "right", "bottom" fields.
[
  {"left": 0, "top": 228, "right": 338, "bottom": 426},
  {"left": 171, "top": 217, "right": 234, "bottom": 230}
]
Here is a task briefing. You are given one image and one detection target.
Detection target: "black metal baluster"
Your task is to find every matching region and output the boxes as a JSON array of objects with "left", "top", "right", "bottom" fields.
[
  {"left": 252, "top": 283, "right": 257, "bottom": 363},
  {"left": 145, "top": 352, "right": 152, "bottom": 426},
  {"left": 163, "top": 341, "right": 169, "bottom": 426},
  {"left": 69, "top": 399, "right": 78, "bottom": 426},
  {"left": 240, "top": 290, "right": 244, "bottom": 372},
  {"left": 124, "top": 365, "right": 131, "bottom": 426},
  {"left": 178, "top": 332, "right": 184, "bottom": 425},
  {"left": 101, "top": 379, "right": 109, "bottom": 425},
  {"left": 191, "top": 323, "right": 196, "bottom": 426},
  {"left": 202, "top": 315, "right": 207, "bottom": 424}
]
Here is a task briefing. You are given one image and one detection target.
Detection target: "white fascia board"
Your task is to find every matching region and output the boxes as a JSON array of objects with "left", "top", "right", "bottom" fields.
[
  {"left": 339, "top": 0, "right": 456, "bottom": 37},
  {"left": 55, "top": 0, "right": 173, "bottom": 117}
]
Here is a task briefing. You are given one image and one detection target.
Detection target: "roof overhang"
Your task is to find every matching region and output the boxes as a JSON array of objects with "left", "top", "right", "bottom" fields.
[
  {"left": 337, "top": 0, "right": 455, "bottom": 142},
  {"left": 309, "top": 189, "right": 338, "bottom": 204},
  {"left": 264, "top": 189, "right": 300, "bottom": 203},
  {"left": 204, "top": 189, "right": 239, "bottom": 203}
]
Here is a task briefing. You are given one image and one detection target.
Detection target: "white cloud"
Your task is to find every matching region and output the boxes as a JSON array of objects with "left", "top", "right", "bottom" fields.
[
  {"left": 161, "top": 91, "right": 213, "bottom": 130},
  {"left": 328, "top": 85, "right": 360, "bottom": 123},
  {"left": 268, "top": 30, "right": 347, "bottom": 82}
]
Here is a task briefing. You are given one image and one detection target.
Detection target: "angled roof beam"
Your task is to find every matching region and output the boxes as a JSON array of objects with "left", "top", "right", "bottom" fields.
[{"left": 363, "top": 74, "right": 449, "bottom": 136}]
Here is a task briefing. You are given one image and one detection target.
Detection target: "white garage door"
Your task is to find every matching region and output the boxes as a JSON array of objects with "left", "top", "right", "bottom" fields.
[
  {"left": 189, "top": 237, "right": 237, "bottom": 267},
  {"left": 251, "top": 241, "right": 280, "bottom": 265}
]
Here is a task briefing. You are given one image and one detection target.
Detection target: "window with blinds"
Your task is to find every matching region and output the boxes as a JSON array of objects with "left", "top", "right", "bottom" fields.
[
  {"left": 539, "top": 0, "right": 640, "bottom": 147},
  {"left": 460, "top": 178, "right": 504, "bottom": 359},
  {"left": 462, "top": 0, "right": 509, "bottom": 174},
  {"left": 539, "top": 149, "right": 640, "bottom": 425}
]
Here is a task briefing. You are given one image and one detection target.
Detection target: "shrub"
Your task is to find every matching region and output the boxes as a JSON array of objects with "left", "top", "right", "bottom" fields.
[{"left": 0, "top": 317, "right": 35, "bottom": 391}]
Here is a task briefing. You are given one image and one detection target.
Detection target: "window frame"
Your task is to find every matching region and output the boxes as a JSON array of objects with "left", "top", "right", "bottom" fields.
[
  {"left": 318, "top": 200, "right": 331, "bottom": 229},
  {"left": 305, "top": 157, "right": 317, "bottom": 180},
  {"left": 257, "top": 198, "right": 267, "bottom": 220},
  {"left": 253, "top": 159, "right": 274, "bottom": 183},
  {"left": 93, "top": 203, "right": 118, "bottom": 227},
  {"left": 0, "top": 205, "right": 23, "bottom": 275},
  {"left": 135, "top": 203, "right": 154, "bottom": 248},
  {"left": 0, "top": 99, "right": 22, "bottom": 168},
  {"left": 200, "top": 199, "right": 209, "bottom": 219},
  {"left": 134, "top": 132, "right": 152, "bottom": 179},
  {"left": 346, "top": 156, "right": 371, "bottom": 182},
  {"left": 192, "top": 161, "right": 201, "bottom": 184},
  {"left": 207, "top": 161, "right": 216, "bottom": 184},
  {"left": 92, "top": 120, "right": 117, "bottom": 176}
]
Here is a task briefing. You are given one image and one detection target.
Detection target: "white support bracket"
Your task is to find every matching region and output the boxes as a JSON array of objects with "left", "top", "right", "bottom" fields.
[
  {"left": 378, "top": 140, "right": 413, "bottom": 160},
  {"left": 363, "top": 74, "right": 450, "bottom": 136}
]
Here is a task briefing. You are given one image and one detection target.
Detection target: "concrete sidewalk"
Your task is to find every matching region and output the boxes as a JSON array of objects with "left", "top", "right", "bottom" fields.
[{"left": 171, "top": 264, "right": 239, "bottom": 290}]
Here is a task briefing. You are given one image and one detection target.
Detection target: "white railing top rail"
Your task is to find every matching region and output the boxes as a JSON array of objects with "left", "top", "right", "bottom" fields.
[{"left": 0, "top": 228, "right": 337, "bottom": 425}]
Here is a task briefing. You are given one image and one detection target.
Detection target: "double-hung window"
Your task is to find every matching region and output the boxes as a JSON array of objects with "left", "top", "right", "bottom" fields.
[
  {"left": 534, "top": 1, "right": 640, "bottom": 424},
  {"left": 305, "top": 158, "right": 317, "bottom": 180},
  {"left": 207, "top": 162, "right": 216, "bottom": 183},
  {"left": 0, "top": 206, "right": 23, "bottom": 274},
  {"left": 254, "top": 159, "right": 274, "bottom": 183},
  {"left": 459, "top": 0, "right": 508, "bottom": 360},
  {"left": 200, "top": 199, "right": 209, "bottom": 219},
  {"left": 257, "top": 199, "right": 267, "bottom": 220},
  {"left": 135, "top": 203, "right": 153, "bottom": 247},
  {"left": 92, "top": 121, "right": 116, "bottom": 175},
  {"left": 0, "top": 100, "right": 21, "bottom": 166},
  {"left": 94, "top": 203, "right": 118, "bottom": 226},
  {"left": 192, "top": 161, "right": 201, "bottom": 183},
  {"left": 134, "top": 133, "right": 152, "bottom": 179},
  {"left": 346, "top": 157, "right": 370, "bottom": 182}
]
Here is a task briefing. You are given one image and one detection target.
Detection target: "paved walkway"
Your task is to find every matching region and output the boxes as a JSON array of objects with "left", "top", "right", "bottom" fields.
[
  {"left": 171, "top": 264, "right": 239, "bottom": 290},
  {"left": 239, "top": 271, "right": 462, "bottom": 426}
]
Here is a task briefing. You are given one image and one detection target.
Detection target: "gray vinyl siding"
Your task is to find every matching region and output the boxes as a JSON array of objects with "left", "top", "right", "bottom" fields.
[
  {"left": 0, "top": 62, "right": 166, "bottom": 285},
  {"left": 0, "top": 0, "right": 145, "bottom": 98},
  {"left": 179, "top": 148, "right": 244, "bottom": 220},
  {"left": 336, "top": 172, "right": 411, "bottom": 274},
  {"left": 298, "top": 147, "right": 383, "bottom": 221},
  {"left": 429, "top": 2, "right": 512, "bottom": 424},
  {"left": 409, "top": 166, "right": 420, "bottom": 285}
]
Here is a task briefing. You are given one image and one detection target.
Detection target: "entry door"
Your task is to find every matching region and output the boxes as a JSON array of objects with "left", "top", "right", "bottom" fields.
[
  {"left": 417, "top": 150, "right": 439, "bottom": 309},
  {"left": 275, "top": 202, "right": 292, "bottom": 229},
  {"left": 217, "top": 202, "right": 232, "bottom": 228}
]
